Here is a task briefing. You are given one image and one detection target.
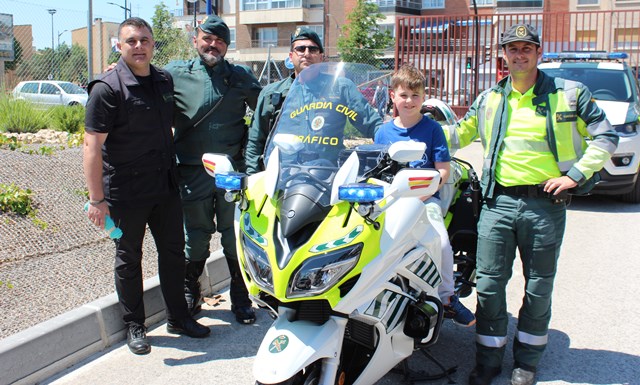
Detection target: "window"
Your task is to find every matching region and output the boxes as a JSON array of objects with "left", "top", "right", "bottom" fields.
[
  {"left": 475, "top": 0, "right": 494, "bottom": 5},
  {"left": 496, "top": 0, "right": 543, "bottom": 7},
  {"left": 615, "top": 28, "right": 639, "bottom": 50},
  {"left": 229, "top": 28, "right": 236, "bottom": 50},
  {"left": 40, "top": 83, "right": 59, "bottom": 95},
  {"left": 577, "top": 0, "right": 598, "bottom": 4},
  {"left": 241, "top": 0, "right": 301, "bottom": 10},
  {"left": 297, "top": 25, "right": 324, "bottom": 43},
  {"left": 272, "top": 0, "right": 302, "bottom": 8},
  {"left": 379, "top": 24, "right": 396, "bottom": 39},
  {"left": 22, "top": 83, "right": 38, "bottom": 94},
  {"left": 423, "top": 0, "right": 445, "bottom": 8},
  {"left": 373, "top": 0, "right": 422, "bottom": 10},
  {"left": 576, "top": 30, "right": 597, "bottom": 50},
  {"left": 255, "top": 27, "right": 278, "bottom": 48}
]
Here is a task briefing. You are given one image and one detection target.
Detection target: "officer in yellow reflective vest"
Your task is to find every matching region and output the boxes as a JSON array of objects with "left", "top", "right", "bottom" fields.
[{"left": 445, "top": 24, "right": 619, "bottom": 385}]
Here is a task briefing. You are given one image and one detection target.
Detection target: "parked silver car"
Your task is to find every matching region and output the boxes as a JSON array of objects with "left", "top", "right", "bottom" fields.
[{"left": 12, "top": 80, "right": 88, "bottom": 108}]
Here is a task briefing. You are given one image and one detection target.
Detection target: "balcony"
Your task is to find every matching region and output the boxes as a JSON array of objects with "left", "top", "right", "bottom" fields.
[{"left": 240, "top": 7, "right": 311, "bottom": 24}]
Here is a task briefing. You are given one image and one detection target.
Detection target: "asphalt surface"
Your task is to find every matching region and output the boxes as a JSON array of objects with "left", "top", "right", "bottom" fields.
[{"left": 42, "top": 143, "right": 640, "bottom": 385}]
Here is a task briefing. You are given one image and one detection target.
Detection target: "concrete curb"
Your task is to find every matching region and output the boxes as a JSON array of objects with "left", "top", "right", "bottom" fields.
[{"left": 0, "top": 251, "right": 230, "bottom": 385}]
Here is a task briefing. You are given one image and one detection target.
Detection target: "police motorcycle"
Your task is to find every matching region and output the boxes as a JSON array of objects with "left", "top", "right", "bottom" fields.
[
  {"left": 421, "top": 99, "right": 481, "bottom": 299},
  {"left": 203, "top": 62, "right": 470, "bottom": 385}
]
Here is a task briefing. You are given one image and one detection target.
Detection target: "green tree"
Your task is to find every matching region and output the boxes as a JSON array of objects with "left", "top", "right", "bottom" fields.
[
  {"left": 337, "top": 0, "right": 393, "bottom": 66},
  {"left": 151, "top": 2, "right": 194, "bottom": 67},
  {"left": 56, "top": 44, "right": 88, "bottom": 84}
]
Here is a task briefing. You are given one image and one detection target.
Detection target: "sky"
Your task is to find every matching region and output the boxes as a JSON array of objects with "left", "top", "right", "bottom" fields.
[{"left": 1, "top": 0, "right": 178, "bottom": 49}]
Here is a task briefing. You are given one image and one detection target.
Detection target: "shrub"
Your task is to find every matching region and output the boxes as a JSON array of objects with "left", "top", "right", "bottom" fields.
[
  {"left": 0, "top": 97, "right": 49, "bottom": 134},
  {"left": 0, "top": 183, "right": 34, "bottom": 216},
  {"left": 49, "top": 105, "right": 86, "bottom": 133}
]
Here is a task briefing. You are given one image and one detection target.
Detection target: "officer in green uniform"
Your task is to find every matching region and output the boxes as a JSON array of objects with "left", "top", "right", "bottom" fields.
[
  {"left": 165, "top": 15, "right": 262, "bottom": 324},
  {"left": 444, "top": 24, "right": 618, "bottom": 385},
  {"left": 245, "top": 27, "right": 326, "bottom": 175}
]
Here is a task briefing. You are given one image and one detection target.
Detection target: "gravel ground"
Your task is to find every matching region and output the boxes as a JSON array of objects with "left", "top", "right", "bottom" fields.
[{"left": 0, "top": 134, "right": 220, "bottom": 339}]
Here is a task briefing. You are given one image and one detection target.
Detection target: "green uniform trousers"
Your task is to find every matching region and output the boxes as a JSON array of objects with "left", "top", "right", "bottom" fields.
[
  {"left": 177, "top": 164, "right": 251, "bottom": 307},
  {"left": 475, "top": 193, "right": 566, "bottom": 369}
]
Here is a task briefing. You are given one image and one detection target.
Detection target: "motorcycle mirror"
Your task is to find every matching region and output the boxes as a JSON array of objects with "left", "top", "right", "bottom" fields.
[
  {"left": 202, "top": 153, "right": 236, "bottom": 178},
  {"left": 388, "top": 141, "right": 426, "bottom": 163}
]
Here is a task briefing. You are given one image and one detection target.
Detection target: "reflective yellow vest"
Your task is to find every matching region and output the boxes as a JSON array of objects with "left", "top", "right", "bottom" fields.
[{"left": 447, "top": 71, "right": 618, "bottom": 198}]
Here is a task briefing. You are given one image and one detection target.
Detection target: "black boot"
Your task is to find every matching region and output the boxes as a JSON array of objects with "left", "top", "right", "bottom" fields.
[{"left": 185, "top": 260, "right": 206, "bottom": 316}]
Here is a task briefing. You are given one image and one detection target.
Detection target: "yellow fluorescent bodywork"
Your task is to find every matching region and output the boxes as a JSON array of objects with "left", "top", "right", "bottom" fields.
[{"left": 237, "top": 174, "right": 385, "bottom": 308}]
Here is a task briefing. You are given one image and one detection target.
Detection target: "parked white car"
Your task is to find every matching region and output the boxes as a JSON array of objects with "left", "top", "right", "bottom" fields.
[
  {"left": 12, "top": 80, "right": 88, "bottom": 108},
  {"left": 539, "top": 51, "right": 640, "bottom": 203}
]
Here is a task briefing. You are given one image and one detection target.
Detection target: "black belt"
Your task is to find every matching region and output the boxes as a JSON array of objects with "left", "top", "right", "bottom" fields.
[{"left": 494, "top": 183, "right": 568, "bottom": 203}]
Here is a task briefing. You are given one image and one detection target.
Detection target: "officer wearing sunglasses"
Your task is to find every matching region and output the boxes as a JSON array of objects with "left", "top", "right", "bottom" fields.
[{"left": 246, "top": 27, "right": 326, "bottom": 174}]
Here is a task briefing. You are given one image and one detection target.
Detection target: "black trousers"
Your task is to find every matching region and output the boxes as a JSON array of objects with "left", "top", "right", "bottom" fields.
[{"left": 109, "top": 194, "right": 188, "bottom": 325}]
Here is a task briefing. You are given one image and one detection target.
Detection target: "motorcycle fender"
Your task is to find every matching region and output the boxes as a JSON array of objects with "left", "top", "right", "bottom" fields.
[{"left": 253, "top": 316, "right": 344, "bottom": 383}]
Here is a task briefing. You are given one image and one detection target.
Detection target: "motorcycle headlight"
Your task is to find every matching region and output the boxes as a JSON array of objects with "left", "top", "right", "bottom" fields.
[
  {"left": 242, "top": 233, "right": 273, "bottom": 291},
  {"left": 612, "top": 122, "right": 638, "bottom": 137},
  {"left": 287, "top": 243, "right": 363, "bottom": 298}
]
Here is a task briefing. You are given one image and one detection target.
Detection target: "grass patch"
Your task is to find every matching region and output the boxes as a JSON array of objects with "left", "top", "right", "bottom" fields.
[
  {"left": 0, "top": 97, "right": 50, "bottom": 134},
  {"left": 49, "top": 105, "right": 85, "bottom": 133}
]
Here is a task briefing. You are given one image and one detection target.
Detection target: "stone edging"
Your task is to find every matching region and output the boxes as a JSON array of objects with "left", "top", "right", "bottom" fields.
[{"left": 0, "top": 251, "right": 230, "bottom": 385}]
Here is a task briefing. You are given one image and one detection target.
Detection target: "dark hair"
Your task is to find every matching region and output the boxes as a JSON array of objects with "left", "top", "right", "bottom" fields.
[{"left": 118, "top": 17, "right": 153, "bottom": 38}]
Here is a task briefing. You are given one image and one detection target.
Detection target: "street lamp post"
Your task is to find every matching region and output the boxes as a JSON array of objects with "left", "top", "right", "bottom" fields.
[
  {"left": 47, "top": 9, "right": 56, "bottom": 80},
  {"left": 57, "top": 29, "right": 68, "bottom": 79},
  {"left": 107, "top": 1, "right": 131, "bottom": 20},
  {"left": 187, "top": 0, "right": 197, "bottom": 32},
  {"left": 57, "top": 30, "right": 68, "bottom": 48}
]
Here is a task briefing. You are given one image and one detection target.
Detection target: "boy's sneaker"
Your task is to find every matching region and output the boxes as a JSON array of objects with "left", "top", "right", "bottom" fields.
[{"left": 443, "top": 295, "right": 476, "bottom": 327}]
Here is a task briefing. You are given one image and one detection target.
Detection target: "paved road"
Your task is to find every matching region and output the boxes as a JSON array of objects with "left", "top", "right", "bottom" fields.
[{"left": 44, "top": 143, "right": 640, "bottom": 385}]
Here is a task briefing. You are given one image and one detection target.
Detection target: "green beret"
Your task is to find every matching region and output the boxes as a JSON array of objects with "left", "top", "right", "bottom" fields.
[
  {"left": 501, "top": 24, "right": 540, "bottom": 47},
  {"left": 198, "top": 15, "right": 230, "bottom": 45},
  {"left": 291, "top": 27, "right": 324, "bottom": 53}
]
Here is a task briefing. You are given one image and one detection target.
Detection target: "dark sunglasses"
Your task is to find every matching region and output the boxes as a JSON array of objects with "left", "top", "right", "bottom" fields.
[{"left": 293, "top": 45, "right": 321, "bottom": 54}]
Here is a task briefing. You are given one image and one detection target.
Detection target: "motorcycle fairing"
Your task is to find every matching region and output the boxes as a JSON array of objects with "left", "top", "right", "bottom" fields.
[{"left": 253, "top": 312, "right": 348, "bottom": 384}]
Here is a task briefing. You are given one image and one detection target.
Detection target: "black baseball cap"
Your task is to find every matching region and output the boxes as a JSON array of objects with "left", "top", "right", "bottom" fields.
[{"left": 501, "top": 24, "right": 540, "bottom": 47}]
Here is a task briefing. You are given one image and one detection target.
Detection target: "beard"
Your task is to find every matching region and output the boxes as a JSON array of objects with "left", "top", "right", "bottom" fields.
[{"left": 199, "top": 48, "right": 223, "bottom": 67}]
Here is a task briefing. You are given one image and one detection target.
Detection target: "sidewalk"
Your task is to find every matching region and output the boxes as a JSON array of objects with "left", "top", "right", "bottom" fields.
[{"left": 37, "top": 191, "right": 640, "bottom": 385}]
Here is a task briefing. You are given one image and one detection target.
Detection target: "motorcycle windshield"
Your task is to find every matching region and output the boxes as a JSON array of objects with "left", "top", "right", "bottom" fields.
[{"left": 263, "top": 62, "right": 384, "bottom": 197}]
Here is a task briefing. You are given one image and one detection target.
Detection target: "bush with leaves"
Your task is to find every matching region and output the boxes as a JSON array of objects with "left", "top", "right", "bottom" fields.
[
  {"left": 0, "top": 97, "right": 50, "bottom": 134},
  {"left": 0, "top": 183, "right": 34, "bottom": 216},
  {"left": 49, "top": 105, "right": 85, "bottom": 133}
]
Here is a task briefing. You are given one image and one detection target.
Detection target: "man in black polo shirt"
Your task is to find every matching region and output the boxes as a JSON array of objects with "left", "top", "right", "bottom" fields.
[{"left": 83, "top": 17, "right": 209, "bottom": 355}]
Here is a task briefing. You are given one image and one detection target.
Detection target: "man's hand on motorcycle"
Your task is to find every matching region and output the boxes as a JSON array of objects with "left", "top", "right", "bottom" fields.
[{"left": 543, "top": 176, "right": 578, "bottom": 195}]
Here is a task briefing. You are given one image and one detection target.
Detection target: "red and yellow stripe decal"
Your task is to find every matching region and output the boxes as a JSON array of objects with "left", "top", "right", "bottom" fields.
[
  {"left": 408, "top": 176, "right": 434, "bottom": 190},
  {"left": 202, "top": 158, "right": 216, "bottom": 174}
]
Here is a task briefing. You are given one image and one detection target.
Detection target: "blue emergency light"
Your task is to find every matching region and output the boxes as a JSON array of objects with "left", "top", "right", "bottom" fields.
[
  {"left": 338, "top": 183, "right": 384, "bottom": 203},
  {"left": 215, "top": 172, "right": 247, "bottom": 191},
  {"left": 543, "top": 52, "right": 628, "bottom": 61}
]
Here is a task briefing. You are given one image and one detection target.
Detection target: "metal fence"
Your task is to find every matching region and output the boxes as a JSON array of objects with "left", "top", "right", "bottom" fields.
[{"left": 396, "top": 10, "right": 640, "bottom": 116}]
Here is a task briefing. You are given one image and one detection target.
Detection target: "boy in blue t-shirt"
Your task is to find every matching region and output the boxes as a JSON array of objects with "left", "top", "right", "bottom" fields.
[{"left": 374, "top": 64, "right": 475, "bottom": 327}]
